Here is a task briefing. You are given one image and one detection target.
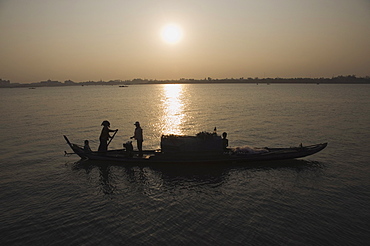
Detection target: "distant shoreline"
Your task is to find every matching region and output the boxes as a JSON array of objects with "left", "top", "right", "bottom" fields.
[{"left": 1, "top": 76, "right": 369, "bottom": 88}]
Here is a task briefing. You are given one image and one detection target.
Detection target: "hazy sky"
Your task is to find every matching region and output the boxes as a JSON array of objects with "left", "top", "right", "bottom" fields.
[{"left": 1, "top": 0, "right": 369, "bottom": 83}]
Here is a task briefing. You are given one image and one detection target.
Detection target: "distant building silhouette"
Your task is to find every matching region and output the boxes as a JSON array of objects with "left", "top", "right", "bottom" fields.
[
  {"left": 40, "top": 79, "right": 62, "bottom": 86},
  {"left": 0, "top": 79, "right": 10, "bottom": 87},
  {"left": 64, "top": 80, "right": 76, "bottom": 85}
]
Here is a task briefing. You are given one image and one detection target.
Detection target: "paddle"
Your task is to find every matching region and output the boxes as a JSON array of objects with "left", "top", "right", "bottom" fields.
[{"left": 107, "top": 129, "right": 118, "bottom": 147}]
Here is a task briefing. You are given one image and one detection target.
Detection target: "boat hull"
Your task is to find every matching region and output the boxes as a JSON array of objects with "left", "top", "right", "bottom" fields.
[{"left": 64, "top": 135, "right": 327, "bottom": 164}]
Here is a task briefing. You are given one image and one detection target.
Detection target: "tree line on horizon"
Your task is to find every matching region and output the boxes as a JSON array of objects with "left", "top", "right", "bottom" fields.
[{"left": 1, "top": 75, "right": 369, "bottom": 88}]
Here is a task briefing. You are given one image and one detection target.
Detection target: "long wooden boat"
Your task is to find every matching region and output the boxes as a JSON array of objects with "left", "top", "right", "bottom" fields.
[{"left": 64, "top": 135, "right": 327, "bottom": 164}]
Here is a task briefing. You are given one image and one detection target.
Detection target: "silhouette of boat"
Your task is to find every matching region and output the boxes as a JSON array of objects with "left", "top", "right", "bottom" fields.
[{"left": 64, "top": 134, "right": 327, "bottom": 164}]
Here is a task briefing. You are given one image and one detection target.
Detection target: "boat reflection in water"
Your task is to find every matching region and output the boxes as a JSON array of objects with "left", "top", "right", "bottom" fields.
[{"left": 70, "top": 158, "right": 324, "bottom": 197}]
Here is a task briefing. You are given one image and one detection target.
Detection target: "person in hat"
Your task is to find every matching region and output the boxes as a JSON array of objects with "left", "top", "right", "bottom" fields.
[
  {"left": 98, "top": 120, "right": 117, "bottom": 153},
  {"left": 130, "top": 121, "right": 143, "bottom": 157}
]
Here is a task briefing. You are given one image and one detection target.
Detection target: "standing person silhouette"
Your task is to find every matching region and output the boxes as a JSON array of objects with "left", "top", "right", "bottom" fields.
[
  {"left": 130, "top": 121, "right": 143, "bottom": 157},
  {"left": 222, "top": 132, "right": 229, "bottom": 152},
  {"left": 98, "top": 120, "right": 117, "bottom": 153}
]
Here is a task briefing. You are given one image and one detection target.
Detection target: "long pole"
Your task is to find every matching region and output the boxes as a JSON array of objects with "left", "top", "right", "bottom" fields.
[{"left": 107, "top": 129, "right": 118, "bottom": 147}]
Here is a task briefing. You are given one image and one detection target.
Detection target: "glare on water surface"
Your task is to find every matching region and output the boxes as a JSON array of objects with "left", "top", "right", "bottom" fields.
[{"left": 160, "top": 84, "right": 186, "bottom": 135}]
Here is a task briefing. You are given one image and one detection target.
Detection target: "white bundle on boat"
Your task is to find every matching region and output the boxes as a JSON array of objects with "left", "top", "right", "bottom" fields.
[{"left": 232, "top": 146, "right": 269, "bottom": 154}]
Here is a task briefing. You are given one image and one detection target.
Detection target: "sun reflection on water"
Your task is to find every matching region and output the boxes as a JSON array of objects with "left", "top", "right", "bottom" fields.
[{"left": 160, "top": 84, "right": 186, "bottom": 135}]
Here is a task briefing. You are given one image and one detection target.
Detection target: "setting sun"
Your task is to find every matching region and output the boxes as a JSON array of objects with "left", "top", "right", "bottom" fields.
[{"left": 161, "top": 24, "right": 183, "bottom": 44}]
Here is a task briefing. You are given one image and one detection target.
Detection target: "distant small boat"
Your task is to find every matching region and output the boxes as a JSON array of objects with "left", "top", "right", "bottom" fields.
[
  {"left": 119, "top": 85, "right": 128, "bottom": 87},
  {"left": 29, "top": 87, "right": 36, "bottom": 89},
  {"left": 63, "top": 134, "right": 327, "bottom": 165}
]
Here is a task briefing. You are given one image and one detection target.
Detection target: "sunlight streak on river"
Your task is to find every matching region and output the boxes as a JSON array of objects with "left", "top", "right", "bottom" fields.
[{"left": 160, "top": 84, "right": 186, "bottom": 135}]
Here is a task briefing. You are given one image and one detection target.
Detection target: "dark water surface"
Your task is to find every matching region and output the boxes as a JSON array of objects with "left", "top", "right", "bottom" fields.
[{"left": 1, "top": 84, "right": 369, "bottom": 245}]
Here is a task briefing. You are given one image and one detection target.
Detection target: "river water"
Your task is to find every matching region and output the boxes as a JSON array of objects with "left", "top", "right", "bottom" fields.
[{"left": 0, "top": 84, "right": 369, "bottom": 245}]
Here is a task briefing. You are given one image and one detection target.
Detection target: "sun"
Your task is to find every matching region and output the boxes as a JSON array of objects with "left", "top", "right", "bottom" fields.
[{"left": 161, "top": 24, "right": 183, "bottom": 44}]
